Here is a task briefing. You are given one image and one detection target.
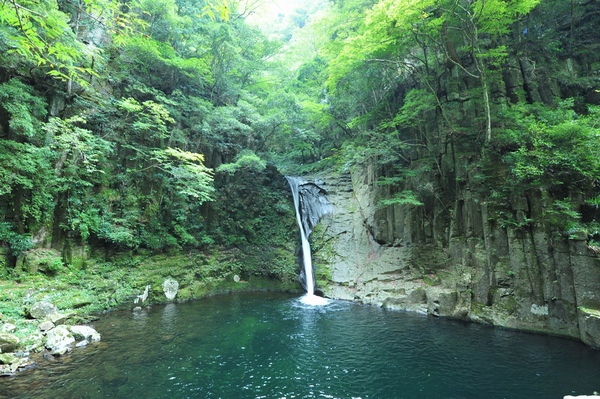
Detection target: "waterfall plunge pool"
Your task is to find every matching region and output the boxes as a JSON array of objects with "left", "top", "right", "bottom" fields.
[{"left": 1, "top": 292, "right": 599, "bottom": 398}]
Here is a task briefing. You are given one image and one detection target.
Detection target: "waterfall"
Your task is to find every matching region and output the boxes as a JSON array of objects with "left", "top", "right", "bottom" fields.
[
  {"left": 287, "top": 176, "right": 315, "bottom": 295},
  {"left": 286, "top": 176, "right": 332, "bottom": 298}
]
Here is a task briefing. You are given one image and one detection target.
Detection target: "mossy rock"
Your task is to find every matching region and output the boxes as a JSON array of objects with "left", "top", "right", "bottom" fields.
[
  {"left": 0, "top": 353, "right": 18, "bottom": 365},
  {"left": 0, "top": 332, "right": 20, "bottom": 353},
  {"left": 19, "top": 248, "right": 64, "bottom": 275}
]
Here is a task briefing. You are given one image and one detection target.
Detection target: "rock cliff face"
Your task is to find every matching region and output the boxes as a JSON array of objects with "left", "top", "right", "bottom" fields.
[{"left": 313, "top": 169, "right": 600, "bottom": 348}]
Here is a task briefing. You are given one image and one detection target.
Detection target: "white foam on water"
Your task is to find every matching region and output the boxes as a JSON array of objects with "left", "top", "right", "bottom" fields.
[{"left": 300, "top": 294, "right": 330, "bottom": 306}]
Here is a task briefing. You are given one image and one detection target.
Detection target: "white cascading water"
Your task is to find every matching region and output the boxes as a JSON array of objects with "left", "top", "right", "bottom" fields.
[{"left": 286, "top": 176, "right": 331, "bottom": 305}]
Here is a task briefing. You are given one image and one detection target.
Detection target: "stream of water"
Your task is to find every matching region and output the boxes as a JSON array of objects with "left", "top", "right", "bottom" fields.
[{"left": 1, "top": 292, "right": 599, "bottom": 399}]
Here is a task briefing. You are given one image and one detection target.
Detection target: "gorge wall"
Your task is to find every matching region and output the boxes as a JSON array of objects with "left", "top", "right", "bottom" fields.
[
  {"left": 311, "top": 3, "right": 600, "bottom": 348},
  {"left": 314, "top": 166, "right": 600, "bottom": 348}
]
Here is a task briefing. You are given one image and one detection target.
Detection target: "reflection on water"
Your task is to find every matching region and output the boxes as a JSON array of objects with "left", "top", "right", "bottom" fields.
[{"left": 1, "top": 292, "right": 599, "bottom": 399}]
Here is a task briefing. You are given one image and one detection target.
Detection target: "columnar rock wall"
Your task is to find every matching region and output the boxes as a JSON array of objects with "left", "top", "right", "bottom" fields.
[{"left": 316, "top": 169, "right": 600, "bottom": 348}]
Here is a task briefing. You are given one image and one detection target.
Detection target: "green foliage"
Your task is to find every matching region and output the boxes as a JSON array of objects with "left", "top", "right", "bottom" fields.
[
  {"left": 499, "top": 102, "right": 600, "bottom": 191},
  {"left": 378, "top": 191, "right": 424, "bottom": 208},
  {"left": 0, "top": 79, "right": 47, "bottom": 140},
  {"left": 154, "top": 147, "right": 215, "bottom": 201},
  {"left": 0, "top": 0, "right": 98, "bottom": 85},
  {"left": 2, "top": 0, "right": 596, "bottom": 294},
  {"left": 0, "top": 223, "right": 33, "bottom": 256},
  {"left": 216, "top": 150, "right": 267, "bottom": 175}
]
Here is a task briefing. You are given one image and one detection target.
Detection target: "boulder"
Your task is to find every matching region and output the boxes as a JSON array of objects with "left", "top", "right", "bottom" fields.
[
  {"left": 29, "top": 301, "right": 58, "bottom": 319},
  {"left": 0, "top": 332, "right": 20, "bottom": 353},
  {"left": 39, "top": 320, "right": 55, "bottom": 333},
  {"left": 45, "top": 325, "right": 75, "bottom": 355},
  {"left": 48, "top": 312, "right": 72, "bottom": 325},
  {"left": 26, "top": 331, "right": 45, "bottom": 352},
  {"left": 0, "top": 353, "right": 18, "bottom": 365},
  {"left": 0, "top": 323, "right": 16, "bottom": 333},
  {"left": 0, "top": 354, "right": 34, "bottom": 375},
  {"left": 70, "top": 325, "right": 101, "bottom": 343}
]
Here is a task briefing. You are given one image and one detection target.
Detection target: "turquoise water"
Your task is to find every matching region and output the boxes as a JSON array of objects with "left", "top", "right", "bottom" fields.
[{"left": 1, "top": 292, "right": 599, "bottom": 398}]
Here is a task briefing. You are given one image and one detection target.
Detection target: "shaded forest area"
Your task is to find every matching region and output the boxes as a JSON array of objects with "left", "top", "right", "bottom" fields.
[{"left": 1, "top": 0, "right": 600, "bottom": 284}]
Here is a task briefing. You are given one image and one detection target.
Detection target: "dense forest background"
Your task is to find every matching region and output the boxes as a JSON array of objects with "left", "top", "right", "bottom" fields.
[{"left": 1, "top": 0, "right": 599, "bottom": 282}]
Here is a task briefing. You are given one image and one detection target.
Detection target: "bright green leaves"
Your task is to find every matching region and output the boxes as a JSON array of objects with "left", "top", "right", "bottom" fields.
[
  {"left": 153, "top": 148, "right": 215, "bottom": 202},
  {"left": 326, "top": 0, "right": 436, "bottom": 91},
  {"left": 203, "top": 0, "right": 235, "bottom": 22},
  {"left": 0, "top": 79, "right": 53, "bottom": 226},
  {"left": 0, "top": 0, "right": 287, "bottom": 254},
  {"left": 390, "top": 89, "right": 437, "bottom": 128},
  {"left": 378, "top": 191, "right": 424, "bottom": 207},
  {"left": 0, "top": 0, "right": 98, "bottom": 85},
  {"left": 116, "top": 97, "right": 174, "bottom": 144},
  {"left": 470, "top": 0, "right": 541, "bottom": 36},
  {"left": 502, "top": 103, "right": 600, "bottom": 190},
  {"left": 45, "top": 115, "right": 113, "bottom": 180},
  {"left": 0, "top": 79, "right": 47, "bottom": 140},
  {"left": 216, "top": 149, "right": 266, "bottom": 175}
]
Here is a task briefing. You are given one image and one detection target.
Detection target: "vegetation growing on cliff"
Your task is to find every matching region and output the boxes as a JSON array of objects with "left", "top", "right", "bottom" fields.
[{"left": 266, "top": 0, "right": 600, "bottom": 242}]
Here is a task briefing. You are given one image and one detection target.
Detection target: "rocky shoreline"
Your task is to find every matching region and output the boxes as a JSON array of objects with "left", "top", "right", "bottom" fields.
[
  {"left": 0, "top": 270, "right": 301, "bottom": 377},
  {"left": 0, "top": 300, "right": 101, "bottom": 376}
]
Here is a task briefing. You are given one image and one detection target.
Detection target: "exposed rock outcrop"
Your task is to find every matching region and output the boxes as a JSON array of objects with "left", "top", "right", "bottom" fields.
[{"left": 315, "top": 170, "right": 600, "bottom": 347}]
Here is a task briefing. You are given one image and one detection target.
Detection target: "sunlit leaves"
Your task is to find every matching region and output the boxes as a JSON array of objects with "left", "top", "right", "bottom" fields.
[
  {"left": 0, "top": 0, "right": 98, "bottom": 85},
  {"left": 470, "top": 0, "right": 541, "bottom": 36},
  {"left": 116, "top": 97, "right": 175, "bottom": 143},
  {"left": 45, "top": 115, "right": 113, "bottom": 179},
  {"left": 216, "top": 149, "right": 266, "bottom": 175},
  {"left": 152, "top": 148, "right": 215, "bottom": 202},
  {"left": 203, "top": 0, "right": 235, "bottom": 22}
]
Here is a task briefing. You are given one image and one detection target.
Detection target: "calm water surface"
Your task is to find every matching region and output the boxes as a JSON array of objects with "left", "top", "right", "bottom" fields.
[{"left": 1, "top": 292, "right": 599, "bottom": 398}]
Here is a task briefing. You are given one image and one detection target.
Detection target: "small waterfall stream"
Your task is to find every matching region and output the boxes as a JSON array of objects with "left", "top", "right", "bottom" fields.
[{"left": 286, "top": 176, "right": 332, "bottom": 300}]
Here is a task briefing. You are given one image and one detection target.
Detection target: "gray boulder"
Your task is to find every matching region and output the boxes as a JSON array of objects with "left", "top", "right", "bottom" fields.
[
  {"left": 47, "top": 312, "right": 71, "bottom": 325},
  {"left": 45, "top": 325, "right": 75, "bottom": 355},
  {"left": 29, "top": 301, "right": 58, "bottom": 319}
]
